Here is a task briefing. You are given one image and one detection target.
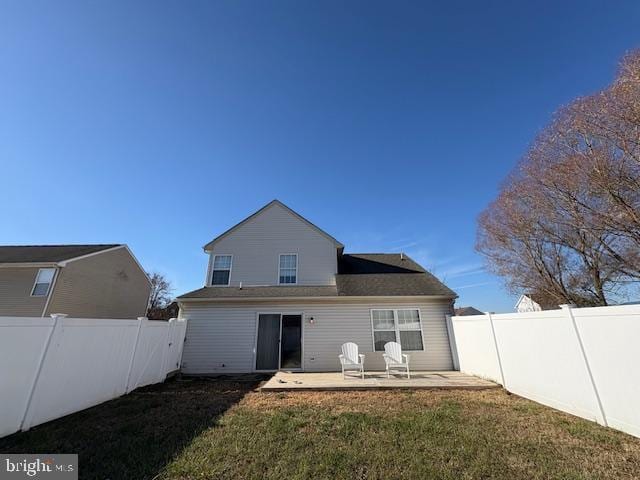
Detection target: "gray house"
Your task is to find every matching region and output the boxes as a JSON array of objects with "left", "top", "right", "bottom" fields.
[
  {"left": 177, "top": 200, "right": 458, "bottom": 374},
  {"left": 0, "top": 244, "right": 151, "bottom": 319}
]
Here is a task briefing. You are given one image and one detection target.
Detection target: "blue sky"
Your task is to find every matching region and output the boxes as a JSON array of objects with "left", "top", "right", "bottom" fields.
[{"left": 1, "top": 1, "right": 639, "bottom": 312}]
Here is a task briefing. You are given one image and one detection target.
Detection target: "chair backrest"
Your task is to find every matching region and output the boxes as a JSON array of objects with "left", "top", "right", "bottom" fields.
[
  {"left": 341, "top": 342, "right": 359, "bottom": 364},
  {"left": 384, "top": 342, "right": 402, "bottom": 363}
]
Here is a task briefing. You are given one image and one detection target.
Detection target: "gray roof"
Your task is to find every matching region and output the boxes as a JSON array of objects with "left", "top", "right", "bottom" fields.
[
  {"left": 178, "top": 285, "right": 339, "bottom": 299},
  {"left": 336, "top": 253, "right": 454, "bottom": 297},
  {"left": 0, "top": 245, "right": 121, "bottom": 264},
  {"left": 454, "top": 306, "right": 484, "bottom": 316},
  {"left": 336, "top": 273, "right": 454, "bottom": 297},
  {"left": 178, "top": 253, "right": 456, "bottom": 300},
  {"left": 338, "top": 253, "right": 425, "bottom": 274}
]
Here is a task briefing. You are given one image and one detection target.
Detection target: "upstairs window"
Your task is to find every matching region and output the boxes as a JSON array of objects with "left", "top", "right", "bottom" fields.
[
  {"left": 279, "top": 254, "right": 297, "bottom": 284},
  {"left": 371, "top": 309, "right": 424, "bottom": 351},
  {"left": 31, "top": 268, "right": 56, "bottom": 296},
  {"left": 211, "top": 255, "right": 232, "bottom": 285}
]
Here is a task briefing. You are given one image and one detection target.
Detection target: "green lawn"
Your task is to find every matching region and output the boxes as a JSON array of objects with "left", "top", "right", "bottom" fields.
[{"left": 1, "top": 377, "right": 639, "bottom": 479}]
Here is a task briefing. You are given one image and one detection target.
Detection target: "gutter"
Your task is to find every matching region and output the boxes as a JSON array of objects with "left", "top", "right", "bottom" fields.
[{"left": 177, "top": 294, "right": 457, "bottom": 304}]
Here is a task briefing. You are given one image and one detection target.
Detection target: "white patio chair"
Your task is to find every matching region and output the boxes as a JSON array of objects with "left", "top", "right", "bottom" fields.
[
  {"left": 339, "top": 342, "right": 365, "bottom": 379},
  {"left": 383, "top": 341, "right": 410, "bottom": 379}
]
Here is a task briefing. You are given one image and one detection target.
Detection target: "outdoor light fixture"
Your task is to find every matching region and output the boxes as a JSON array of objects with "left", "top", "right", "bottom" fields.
[{"left": 308, "top": 317, "right": 315, "bottom": 324}]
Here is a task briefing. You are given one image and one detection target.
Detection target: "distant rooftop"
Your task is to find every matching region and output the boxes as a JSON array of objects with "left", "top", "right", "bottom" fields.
[
  {"left": 0, "top": 245, "right": 121, "bottom": 263},
  {"left": 454, "top": 306, "right": 484, "bottom": 316}
]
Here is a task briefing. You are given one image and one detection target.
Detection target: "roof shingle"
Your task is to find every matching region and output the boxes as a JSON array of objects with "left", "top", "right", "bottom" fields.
[
  {"left": 178, "top": 285, "right": 338, "bottom": 299},
  {"left": 0, "top": 245, "right": 121, "bottom": 264},
  {"left": 454, "top": 306, "right": 484, "bottom": 316},
  {"left": 178, "top": 253, "right": 456, "bottom": 300},
  {"left": 338, "top": 253, "right": 425, "bottom": 274}
]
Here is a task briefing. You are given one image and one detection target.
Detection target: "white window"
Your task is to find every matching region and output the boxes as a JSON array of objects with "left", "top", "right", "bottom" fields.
[
  {"left": 371, "top": 309, "right": 424, "bottom": 351},
  {"left": 31, "top": 268, "right": 56, "bottom": 297},
  {"left": 279, "top": 254, "right": 297, "bottom": 284},
  {"left": 211, "top": 255, "right": 232, "bottom": 285}
]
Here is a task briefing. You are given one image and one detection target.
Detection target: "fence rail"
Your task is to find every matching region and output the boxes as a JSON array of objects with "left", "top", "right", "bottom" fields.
[
  {"left": 449, "top": 304, "right": 640, "bottom": 438},
  {"left": 0, "top": 315, "right": 187, "bottom": 438}
]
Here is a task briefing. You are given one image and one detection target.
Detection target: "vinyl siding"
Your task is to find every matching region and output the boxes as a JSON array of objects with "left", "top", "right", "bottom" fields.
[
  {"left": 45, "top": 247, "right": 151, "bottom": 319},
  {"left": 207, "top": 203, "right": 338, "bottom": 287},
  {"left": 179, "top": 299, "right": 454, "bottom": 374},
  {"left": 515, "top": 295, "right": 542, "bottom": 312},
  {"left": 0, "top": 267, "right": 51, "bottom": 316}
]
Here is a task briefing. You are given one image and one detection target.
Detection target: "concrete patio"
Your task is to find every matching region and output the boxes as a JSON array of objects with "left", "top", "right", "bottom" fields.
[{"left": 260, "top": 371, "right": 499, "bottom": 391}]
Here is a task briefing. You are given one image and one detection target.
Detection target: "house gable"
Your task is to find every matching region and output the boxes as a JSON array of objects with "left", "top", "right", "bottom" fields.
[
  {"left": 204, "top": 200, "right": 343, "bottom": 251},
  {"left": 515, "top": 294, "right": 542, "bottom": 312},
  {"left": 46, "top": 246, "right": 151, "bottom": 319},
  {"left": 205, "top": 201, "right": 341, "bottom": 287}
]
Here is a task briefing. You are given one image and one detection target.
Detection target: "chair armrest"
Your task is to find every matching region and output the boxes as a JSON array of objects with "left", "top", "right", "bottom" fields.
[
  {"left": 339, "top": 354, "right": 345, "bottom": 365},
  {"left": 359, "top": 354, "right": 365, "bottom": 363},
  {"left": 402, "top": 354, "right": 410, "bottom": 363}
]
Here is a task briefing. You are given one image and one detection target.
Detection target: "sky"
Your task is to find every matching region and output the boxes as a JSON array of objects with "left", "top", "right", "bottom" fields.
[{"left": 1, "top": 1, "right": 639, "bottom": 312}]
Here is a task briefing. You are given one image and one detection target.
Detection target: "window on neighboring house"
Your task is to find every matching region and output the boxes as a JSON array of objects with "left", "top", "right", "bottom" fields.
[
  {"left": 211, "top": 255, "right": 232, "bottom": 285},
  {"left": 279, "top": 254, "right": 297, "bottom": 284},
  {"left": 371, "top": 308, "right": 424, "bottom": 351},
  {"left": 31, "top": 268, "right": 56, "bottom": 297}
]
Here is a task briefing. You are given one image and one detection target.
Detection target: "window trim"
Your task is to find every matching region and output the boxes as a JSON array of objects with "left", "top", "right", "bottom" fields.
[
  {"left": 370, "top": 308, "right": 425, "bottom": 352},
  {"left": 210, "top": 254, "right": 233, "bottom": 286},
  {"left": 278, "top": 253, "right": 298, "bottom": 285},
  {"left": 30, "top": 268, "right": 56, "bottom": 297}
]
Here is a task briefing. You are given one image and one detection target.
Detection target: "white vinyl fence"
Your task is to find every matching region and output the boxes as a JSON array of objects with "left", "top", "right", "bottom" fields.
[
  {"left": 0, "top": 315, "right": 187, "bottom": 438},
  {"left": 450, "top": 304, "right": 640, "bottom": 438}
]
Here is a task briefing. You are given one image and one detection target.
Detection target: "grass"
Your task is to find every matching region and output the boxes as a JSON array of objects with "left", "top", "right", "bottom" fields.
[{"left": 1, "top": 377, "right": 639, "bottom": 480}]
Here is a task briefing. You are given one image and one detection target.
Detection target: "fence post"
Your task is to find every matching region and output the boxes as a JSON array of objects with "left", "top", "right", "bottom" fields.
[
  {"left": 20, "top": 313, "right": 67, "bottom": 431},
  {"left": 125, "top": 317, "right": 145, "bottom": 394},
  {"left": 175, "top": 318, "right": 187, "bottom": 372},
  {"left": 486, "top": 311, "right": 507, "bottom": 388},
  {"left": 561, "top": 304, "right": 608, "bottom": 426},
  {"left": 445, "top": 314, "right": 460, "bottom": 371},
  {"left": 159, "top": 319, "right": 173, "bottom": 381}
]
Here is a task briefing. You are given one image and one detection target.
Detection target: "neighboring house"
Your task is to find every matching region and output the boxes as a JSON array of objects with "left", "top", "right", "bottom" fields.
[
  {"left": 515, "top": 293, "right": 557, "bottom": 313},
  {"left": 454, "top": 306, "right": 483, "bottom": 316},
  {"left": 0, "top": 244, "right": 151, "bottom": 319},
  {"left": 177, "top": 200, "right": 458, "bottom": 374}
]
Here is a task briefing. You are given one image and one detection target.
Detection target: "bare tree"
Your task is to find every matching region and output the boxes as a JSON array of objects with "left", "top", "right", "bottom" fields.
[
  {"left": 146, "top": 272, "right": 175, "bottom": 320},
  {"left": 477, "top": 50, "right": 640, "bottom": 306}
]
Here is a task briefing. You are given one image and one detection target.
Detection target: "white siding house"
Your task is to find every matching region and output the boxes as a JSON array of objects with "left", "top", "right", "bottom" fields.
[
  {"left": 515, "top": 293, "right": 558, "bottom": 312},
  {"left": 178, "top": 200, "right": 457, "bottom": 374}
]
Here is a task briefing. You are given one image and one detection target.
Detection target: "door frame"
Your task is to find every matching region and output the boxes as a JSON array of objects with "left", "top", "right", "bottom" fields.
[{"left": 253, "top": 311, "right": 304, "bottom": 372}]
